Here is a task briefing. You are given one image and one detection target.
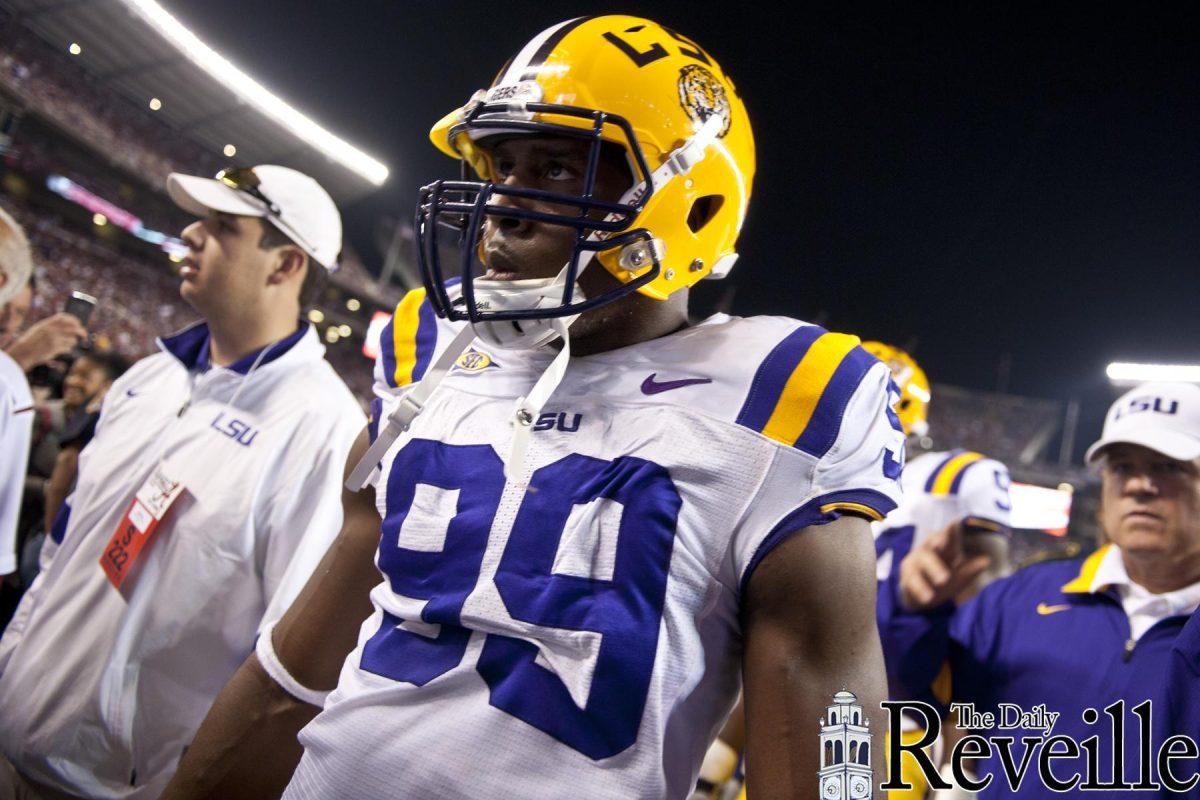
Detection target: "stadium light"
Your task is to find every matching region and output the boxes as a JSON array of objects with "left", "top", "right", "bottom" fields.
[
  {"left": 68, "top": 42, "right": 82, "bottom": 55},
  {"left": 120, "top": 0, "right": 389, "bottom": 186},
  {"left": 149, "top": 97, "right": 162, "bottom": 111},
  {"left": 93, "top": 213, "right": 108, "bottom": 226},
  {"left": 223, "top": 144, "right": 237, "bottom": 157},
  {"left": 346, "top": 297, "right": 360, "bottom": 311},
  {"left": 307, "top": 309, "right": 325, "bottom": 324},
  {"left": 1106, "top": 362, "right": 1200, "bottom": 385}
]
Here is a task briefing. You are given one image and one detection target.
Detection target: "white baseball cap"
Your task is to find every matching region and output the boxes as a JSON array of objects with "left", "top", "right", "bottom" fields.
[
  {"left": 167, "top": 165, "right": 342, "bottom": 270},
  {"left": 1085, "top": 381, "right": 1200, "bottom": 463}
]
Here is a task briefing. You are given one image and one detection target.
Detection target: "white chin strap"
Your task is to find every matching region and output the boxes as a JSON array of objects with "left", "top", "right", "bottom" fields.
[
  {"left": 470, "top": 264, "right": 584, "bottom": 481},
  {"left": 468, "top": 266, "right": 586, "bottom": 351},
  {"left": 346, "top": 268, "right": 583, "bottom": 491},
  {"left": 505, "top": 315, "right": 572, "bottom": 483}
]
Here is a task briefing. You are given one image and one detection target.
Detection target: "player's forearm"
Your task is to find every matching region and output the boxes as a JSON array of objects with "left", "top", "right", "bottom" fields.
[{"left": 161, "top": 653, "right": 319, "bottom": 800}]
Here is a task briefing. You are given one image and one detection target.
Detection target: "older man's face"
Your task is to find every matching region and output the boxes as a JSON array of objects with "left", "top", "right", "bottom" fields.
[
  {"left": 1100, "top": 443, "right": 1200, "bottom": 560},
  {"left": 0, "top": 282, "right": 33, "bottom": 348}
]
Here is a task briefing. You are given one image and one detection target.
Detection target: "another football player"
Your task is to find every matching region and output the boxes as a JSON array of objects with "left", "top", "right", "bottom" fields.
[
  {"left": 694, "top": 344, "right": 1013, "bottom": 800},
  {"left": 163, "top": 16, "right": 905, "bottom": 800},
  {"left": 880, "top": 383, "right": 1200, "bottom": 797},
  {"left": 865, "top": 342, "right": 1012, "bottom": 800},
  {"left": 865, "top": 342, "right": 1013, "bottom": 634}
]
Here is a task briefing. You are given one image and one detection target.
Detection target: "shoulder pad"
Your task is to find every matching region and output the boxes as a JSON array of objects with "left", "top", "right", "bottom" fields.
[
  {"left": 733, "top": 320, "right": 879, "bottom": 457},
  {"left": 377, "top": 282, "right": 465, "bottom": 390}
]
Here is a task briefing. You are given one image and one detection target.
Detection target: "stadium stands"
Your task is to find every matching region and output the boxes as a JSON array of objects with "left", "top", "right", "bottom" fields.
[
  {"left": 0, "top": 28, "right": 223, "bottom": 187},
  {"left": 924, "top": 382, "right": 1063, "bottom": 467},
  {"left": 0, "top": 16, "right": 391, "bottom": 405}
]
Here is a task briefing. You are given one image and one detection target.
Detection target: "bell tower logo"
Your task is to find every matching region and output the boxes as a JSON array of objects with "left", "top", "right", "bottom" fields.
[{"left": 818, "top": 690, "right": 873, "bottom": 800}]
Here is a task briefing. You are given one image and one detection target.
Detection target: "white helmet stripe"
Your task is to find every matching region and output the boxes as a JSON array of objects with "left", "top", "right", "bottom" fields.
[{"left": 500, "top": 17, "right": 592, "bottom": 85}]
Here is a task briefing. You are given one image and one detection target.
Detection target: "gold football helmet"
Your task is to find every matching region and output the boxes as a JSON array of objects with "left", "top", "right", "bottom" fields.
[
  {"left": 418, "top": 15, "right": 756, "bottom": 323},
  {"left": 863, "top": 341, "right": 931, "bottom": 437}
]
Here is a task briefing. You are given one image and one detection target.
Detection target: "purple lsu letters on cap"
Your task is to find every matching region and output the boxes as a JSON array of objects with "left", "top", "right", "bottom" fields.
[{"left": 1086, "top": 381, "right": 1200, "bottom": 463}]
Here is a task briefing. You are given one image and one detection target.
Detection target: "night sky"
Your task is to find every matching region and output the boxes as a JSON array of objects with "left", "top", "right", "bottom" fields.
[{"left": 162, "top": 2, "right": 1198, "bottom": 415}]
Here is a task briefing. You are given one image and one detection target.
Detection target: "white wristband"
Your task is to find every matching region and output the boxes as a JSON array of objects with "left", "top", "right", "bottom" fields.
[
  {"left": 699, "top": 738, "right": 739, "bottom": 785},
  {"left": 255, "top": 621, "right": 330, "bottom": 708}
]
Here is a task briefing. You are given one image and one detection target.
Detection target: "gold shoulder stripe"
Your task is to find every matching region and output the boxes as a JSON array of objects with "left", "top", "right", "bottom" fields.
[
  {"left": 390, "top": 287, "right": 429, "bottom": 387},
  {"left": 929, "top": 451, "right": 984, "bottom": 496},
  {"left": 760, "top": 332, "right": 861, "bottom": 447},
  {"left": 819, "top": 501, "right": 886, "bottom": 521}
]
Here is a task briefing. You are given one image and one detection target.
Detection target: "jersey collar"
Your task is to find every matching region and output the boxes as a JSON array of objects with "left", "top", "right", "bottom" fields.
[
  {"left": 1065, "top": 542, "right": 1200, "bottom": 615},
  {"left": 158, "top": 321, "right": 310, "bottom": 374},
  {"left": 1061, "top": 544, "right": 1115, "bottom": 594},
  {"left": 1061, "top": 543, "right": 1200, "bottom": 608}
]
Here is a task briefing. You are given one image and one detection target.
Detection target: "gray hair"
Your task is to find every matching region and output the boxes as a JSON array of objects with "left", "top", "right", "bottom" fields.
[{"left": 0, "top": 206, "right": 32, "bottom": 308}]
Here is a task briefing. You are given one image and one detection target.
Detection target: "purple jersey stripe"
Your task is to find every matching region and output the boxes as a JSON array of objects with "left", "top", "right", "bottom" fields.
[
  {"left": 948, "top": 458, "right": 981, "bottom": 495},
  {"left": 792, "top": 345, "right": 879, "bottom": 458},
  {"left": 740, "top": 488, "right": 899, "bottom": 595},
  {"left": 49, "top": 500, "right": 71, "bottom": 545},
  {"left": 922, "top": 449, "right": 965, "bottom": 493},
  {"left": 379, "top": 315, "right": 399, "bottom": 388},
  {"left": 735, "top": 325, "right": 825, "bottom": 433}
]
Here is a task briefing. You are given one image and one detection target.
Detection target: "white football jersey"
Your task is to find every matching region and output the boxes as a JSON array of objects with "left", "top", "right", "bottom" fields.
[
  {"left": 286, "top": 288, "right": 904, "bottom": 800},
  {"left": 873, "top": 449, "right": 1013, "bottom": 588}
]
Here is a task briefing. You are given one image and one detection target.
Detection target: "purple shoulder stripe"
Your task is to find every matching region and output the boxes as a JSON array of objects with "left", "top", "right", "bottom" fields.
[
  {"left": 923, "top": 450, "right": 965, "bottom": 493},
  {"left": 735, "top": 325, "right": 825, "bottom": 432},
  {"left": 792, "top": 345, "right": 879, "bottom": 458}
]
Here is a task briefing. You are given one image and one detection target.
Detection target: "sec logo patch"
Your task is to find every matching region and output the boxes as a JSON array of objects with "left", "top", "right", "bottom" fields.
[{"left": 455, "top": 349, "right": 500, "bottom": 373}]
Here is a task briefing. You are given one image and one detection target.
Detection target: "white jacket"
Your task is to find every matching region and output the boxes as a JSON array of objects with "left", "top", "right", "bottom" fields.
[
  {"left": 0, "top": 321, "right": 365, "bottom": 799},
  {"left": 0, "top": 350, "right": 33, "bottom": 575}
]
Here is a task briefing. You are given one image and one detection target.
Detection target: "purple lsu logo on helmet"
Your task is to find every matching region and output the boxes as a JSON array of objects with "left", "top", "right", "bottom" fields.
[{"left": 1113, "top": 395, "right": 1180, "bottom": 420}]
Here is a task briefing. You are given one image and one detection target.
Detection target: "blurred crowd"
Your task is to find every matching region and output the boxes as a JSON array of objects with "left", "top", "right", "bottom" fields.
[
  {"left": 3, "top": 200, "right": 193, "bottom": 355},
  {"left": 0, "top": 29, "right": 223, "bottom": 187},
  {"left": 1, "top": 197, "right": 376, "bottom": 389},
  {"left": 924, "top": 383, "right": 1063, "bottom": 466}
]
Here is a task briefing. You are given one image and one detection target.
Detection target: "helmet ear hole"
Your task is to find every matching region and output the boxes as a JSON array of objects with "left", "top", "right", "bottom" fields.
[{"left": 687, "top": 194, "right": 724, "bottom": 233}]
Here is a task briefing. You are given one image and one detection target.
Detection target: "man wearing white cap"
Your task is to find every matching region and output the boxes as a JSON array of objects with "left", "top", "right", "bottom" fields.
[
  {"left": 0, "top": 166, "right": 364, "bottom": 800},
  {"left": 877, "top": 381, "right": 1200, "bottom": 796}
]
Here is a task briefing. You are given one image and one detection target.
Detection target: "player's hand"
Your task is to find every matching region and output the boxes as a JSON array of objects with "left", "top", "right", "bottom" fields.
[
  {"left": 898, "top": 519, "right": 991, "bottom": 612},
  {"left": 5, "top": 313, "right": 87, "bottom": 371}
]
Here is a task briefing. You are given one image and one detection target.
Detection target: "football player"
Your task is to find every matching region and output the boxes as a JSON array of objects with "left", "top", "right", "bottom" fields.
[
  {"left": 163, "top": 16, "right": 905, "bottom": 800},
  {"left": 865, "top": 342, "right": 1012, "bottom": 800},
  {"left": 866, "top": 343, "right": 1013, "bottom": 623},
  {"left": 694, "top": 345, "right": 1014, "bottom": 800}
]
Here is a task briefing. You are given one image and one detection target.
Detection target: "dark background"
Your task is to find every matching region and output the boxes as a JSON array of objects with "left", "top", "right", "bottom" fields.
[{"left": 160, "top": 2, "right": 1198, "bottom": 422}]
